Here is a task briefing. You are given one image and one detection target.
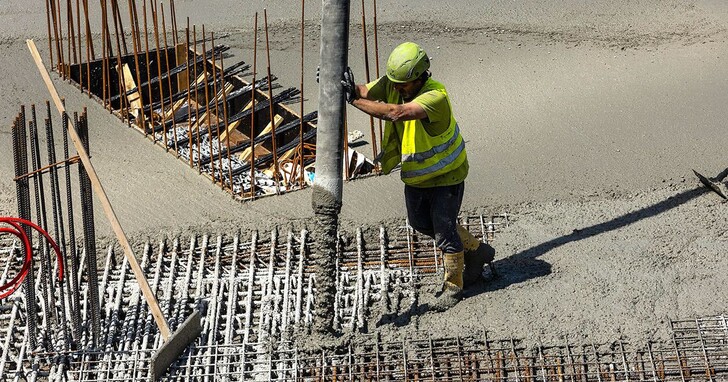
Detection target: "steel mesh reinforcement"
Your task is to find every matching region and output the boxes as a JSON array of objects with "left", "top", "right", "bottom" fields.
[{"left": 1, "top": 215, "right": 728, "bottom": 381}]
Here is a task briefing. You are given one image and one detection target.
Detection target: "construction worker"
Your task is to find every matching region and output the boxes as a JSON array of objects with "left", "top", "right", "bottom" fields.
[{"left": 341, "top": 42, "right": 495, "bottom": 311}]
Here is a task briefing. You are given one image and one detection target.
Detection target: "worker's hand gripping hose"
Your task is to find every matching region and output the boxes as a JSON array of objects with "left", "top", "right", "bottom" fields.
[
  {"left": 0, "top": 217, "right": 64, "bottom": 299},
  {"left": 341, "top": 67, "right": 358, "bottom": 104}
]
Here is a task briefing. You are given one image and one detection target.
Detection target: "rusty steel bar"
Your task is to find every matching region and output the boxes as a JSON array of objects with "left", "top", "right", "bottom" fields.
[
  {"left": 101, "top": 0, "right": 108, "bottom": 109},
  {"left": 263, "top": 9, "right": 280, "bottom": 193},
  {"left": 142, "top": 0, "right": 153, "bottom": 138},
  {"left": 186, "top": 23, "right": 193, "bottom": 169},
  {"left": 360, "top": 0, "right": 377, "bottom": 164},
  {"left": 170, "top": 0, "right": 178, "bottom": 46},
  {"left": 160, "top": 2, "right": 179, "bottom": 153},
  {"left": 299, "top": 0, "right": 305, "bottom": 188},
  {"left": 55, "top": 0, "right": 66, "bottom": 78},
  {"left": 193, "top": 25, "right": 202, "bottom": 172},
  {"left": 82, "top": 0, "right": 94, "bottom": 59},
  {"left": 151, "top": 0, "right": 169, "bottom": 149},
  {"left": 218, "top": 36, "right": 234, "bottom": 191},
  {"left": 12, "top": 156, "right": 81, "bottom": 182},
  {"left": 127, "top": 0, "right": 147, "bottom": 131},
  {"left": 66, "top": 0, "right": 77, "bottom": 65},
  {"left": 246, "top": 13, "right": 258, "bottom": 198},
  {"left": 372, "top": 0, "right": 383, "bottom": 150},
  {"left": 201, "top": 25, "right": 216, "bottom": 183},
  {"left": 46, "top": 0, "right": 54, "bottom": 70},
  {"left": 210, "top": 32, "right": 225, "bottom": 185},
  {"left": 111, "top": 0, "right": 128, "bottom": 55},
  {"left": 49, "top": 0, "right": 63, "bottom": 76},
  {"left": 111, "top": 0, "right": 129, "bottom": 123},
  {"left": 83, "top": 0, "right": 92, "bottom": 96}
]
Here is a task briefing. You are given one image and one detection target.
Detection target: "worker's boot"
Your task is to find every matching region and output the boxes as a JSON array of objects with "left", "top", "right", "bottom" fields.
[
  {"left": 432, "top": 251, "right": 464, "bottom": 312},
  {"left": 457, "top": 225, "right": 496, "bottom": 288}
]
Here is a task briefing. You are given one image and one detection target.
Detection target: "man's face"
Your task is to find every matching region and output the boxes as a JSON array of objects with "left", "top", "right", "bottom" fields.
[{"left": 393, "top": 80, "right": 423, "bottom": 101}]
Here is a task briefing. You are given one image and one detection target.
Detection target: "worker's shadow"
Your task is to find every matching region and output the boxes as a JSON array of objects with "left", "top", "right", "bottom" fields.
[
  {"left": 377, "top": 185, "right": 709, "bottom": 326},
  {"left": 465, "top": 185, "right": 708, "bottom": 297}
]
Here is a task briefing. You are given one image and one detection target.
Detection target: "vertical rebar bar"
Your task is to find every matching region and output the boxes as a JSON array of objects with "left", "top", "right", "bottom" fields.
[
  {"left": 210, "top": 32, "right": 225, "bottom": 184},
  {"left": 66, "top": 0, "right": 77, "bottom": 65},
  {"left": 152, "top": 0, "right": 169, "bottom": 149},
  {"left": 160, "top": 3, "right": 179, "bottom": 153},
  {"left": 193, "top": 25, "right": 202, "bottom": 170},
  {"left": 101, "top": 0, "right": 109, "bottom": 109},
  {"left": 127, "top": 0, "right": 147, "bottom": 131},
  {"left": 186, "top": 24, "right": 193, "bottom": 169},
  {"left": 78, "top": 109, "right": 101, "bottom": 347},
  {"left": 46, "top": 109, "right": 70, "bottom": 349},
  {"left": 12, "top": 107, "right": 37, "bottom": 350},
  {"left": 201, "top": 26, "right": 216, "bottom": 183},
  {"left": 299, "top": 0, "right": 306, "bottom": 188},
  {"left": 65, "top": 112, "right": 81, "bottom": 342},
  {"left": 218, "top": 39, "right": 234, "bottom": 191},
  {"left": 263, "top": 9, "right": 280, "bottom": 193},
  {"left": 142, "top": 0, "right": 153, "bottom": 138},
  {"left": 45, "top": 0, "right": 55, "bottom": 72},
  {"left": 360, "top": 0, "right": 377, "bottom": 163},
  {"left": 248, "top": 13, "right": 258, "bottom": 199}
]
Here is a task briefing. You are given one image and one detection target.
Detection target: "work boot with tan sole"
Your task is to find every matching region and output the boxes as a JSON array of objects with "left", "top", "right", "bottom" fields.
[
  {"left": 432, "top": 251, "right": 464, "bottom": 312},
  {"left": 456, "top": 224, "right": 496, "bottom": 288}
]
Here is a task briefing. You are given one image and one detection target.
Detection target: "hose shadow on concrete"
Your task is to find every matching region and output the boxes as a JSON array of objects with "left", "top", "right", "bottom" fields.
[{"left": 464, "top": 186, "right": 709, "bottom": 298}]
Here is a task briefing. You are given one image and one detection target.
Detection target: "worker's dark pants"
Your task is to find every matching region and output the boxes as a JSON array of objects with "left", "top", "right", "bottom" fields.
[{"left": 404, "top": 182, "right": 464, "bottom": 254}]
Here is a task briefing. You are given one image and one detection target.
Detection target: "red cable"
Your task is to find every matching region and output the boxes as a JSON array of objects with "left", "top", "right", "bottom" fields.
[{"left": 0, "top": 217, "right": 64, "bottom": 299}]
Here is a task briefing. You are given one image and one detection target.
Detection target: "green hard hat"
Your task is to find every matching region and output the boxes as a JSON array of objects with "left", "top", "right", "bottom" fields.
[{"left": 386, "top": 42, "right": 430, "bottom": 83}]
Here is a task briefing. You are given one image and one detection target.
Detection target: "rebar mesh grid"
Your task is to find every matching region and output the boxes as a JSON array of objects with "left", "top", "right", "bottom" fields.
[{"left": 3, "top": 215, "right": 728, "bottom": 381}]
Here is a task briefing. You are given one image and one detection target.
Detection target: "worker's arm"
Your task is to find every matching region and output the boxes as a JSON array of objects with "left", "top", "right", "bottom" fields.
[
  {"left": 342, "top": 71, "right": 428, "bottom": 122},
  {"left": 350, "top": 96, "right": 428, "bottom": 122}
]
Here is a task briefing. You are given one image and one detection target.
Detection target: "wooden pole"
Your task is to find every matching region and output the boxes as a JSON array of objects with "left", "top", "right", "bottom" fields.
[{"left": 27, "top": 39, "right": 172, "bottom": 341}]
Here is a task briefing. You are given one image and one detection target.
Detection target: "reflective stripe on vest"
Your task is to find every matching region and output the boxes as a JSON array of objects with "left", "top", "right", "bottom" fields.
[
  {"left": 401, "top": 123, "right": 461, "bottom": 164},
  {"left": 401, "top": 137, "right": 465, "bottom": 180}
]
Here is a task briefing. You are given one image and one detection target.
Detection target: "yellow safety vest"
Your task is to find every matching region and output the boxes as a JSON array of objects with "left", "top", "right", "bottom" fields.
[{"left": 378, "top": 86, "right": 467, "bottom": 186}]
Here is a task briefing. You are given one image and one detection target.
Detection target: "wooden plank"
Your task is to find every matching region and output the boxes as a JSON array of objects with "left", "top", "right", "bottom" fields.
[
  {"left": 175, "top": 43, "right": 188, "bottom": 91},
  {"left": 27, "top": 39, "right": 172, "bottom": 341},
  {"left": 118, "top": 63, "right": 143, "bottom": 122},
  {"left": 219, "top": 100, "right": 253, "bottom": 142},
  {"left": 163, "top": 98, "right": 187, "bottom": 120},
  {"left": 236, "top": 114, "right": 283, "bottom": 162}
]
